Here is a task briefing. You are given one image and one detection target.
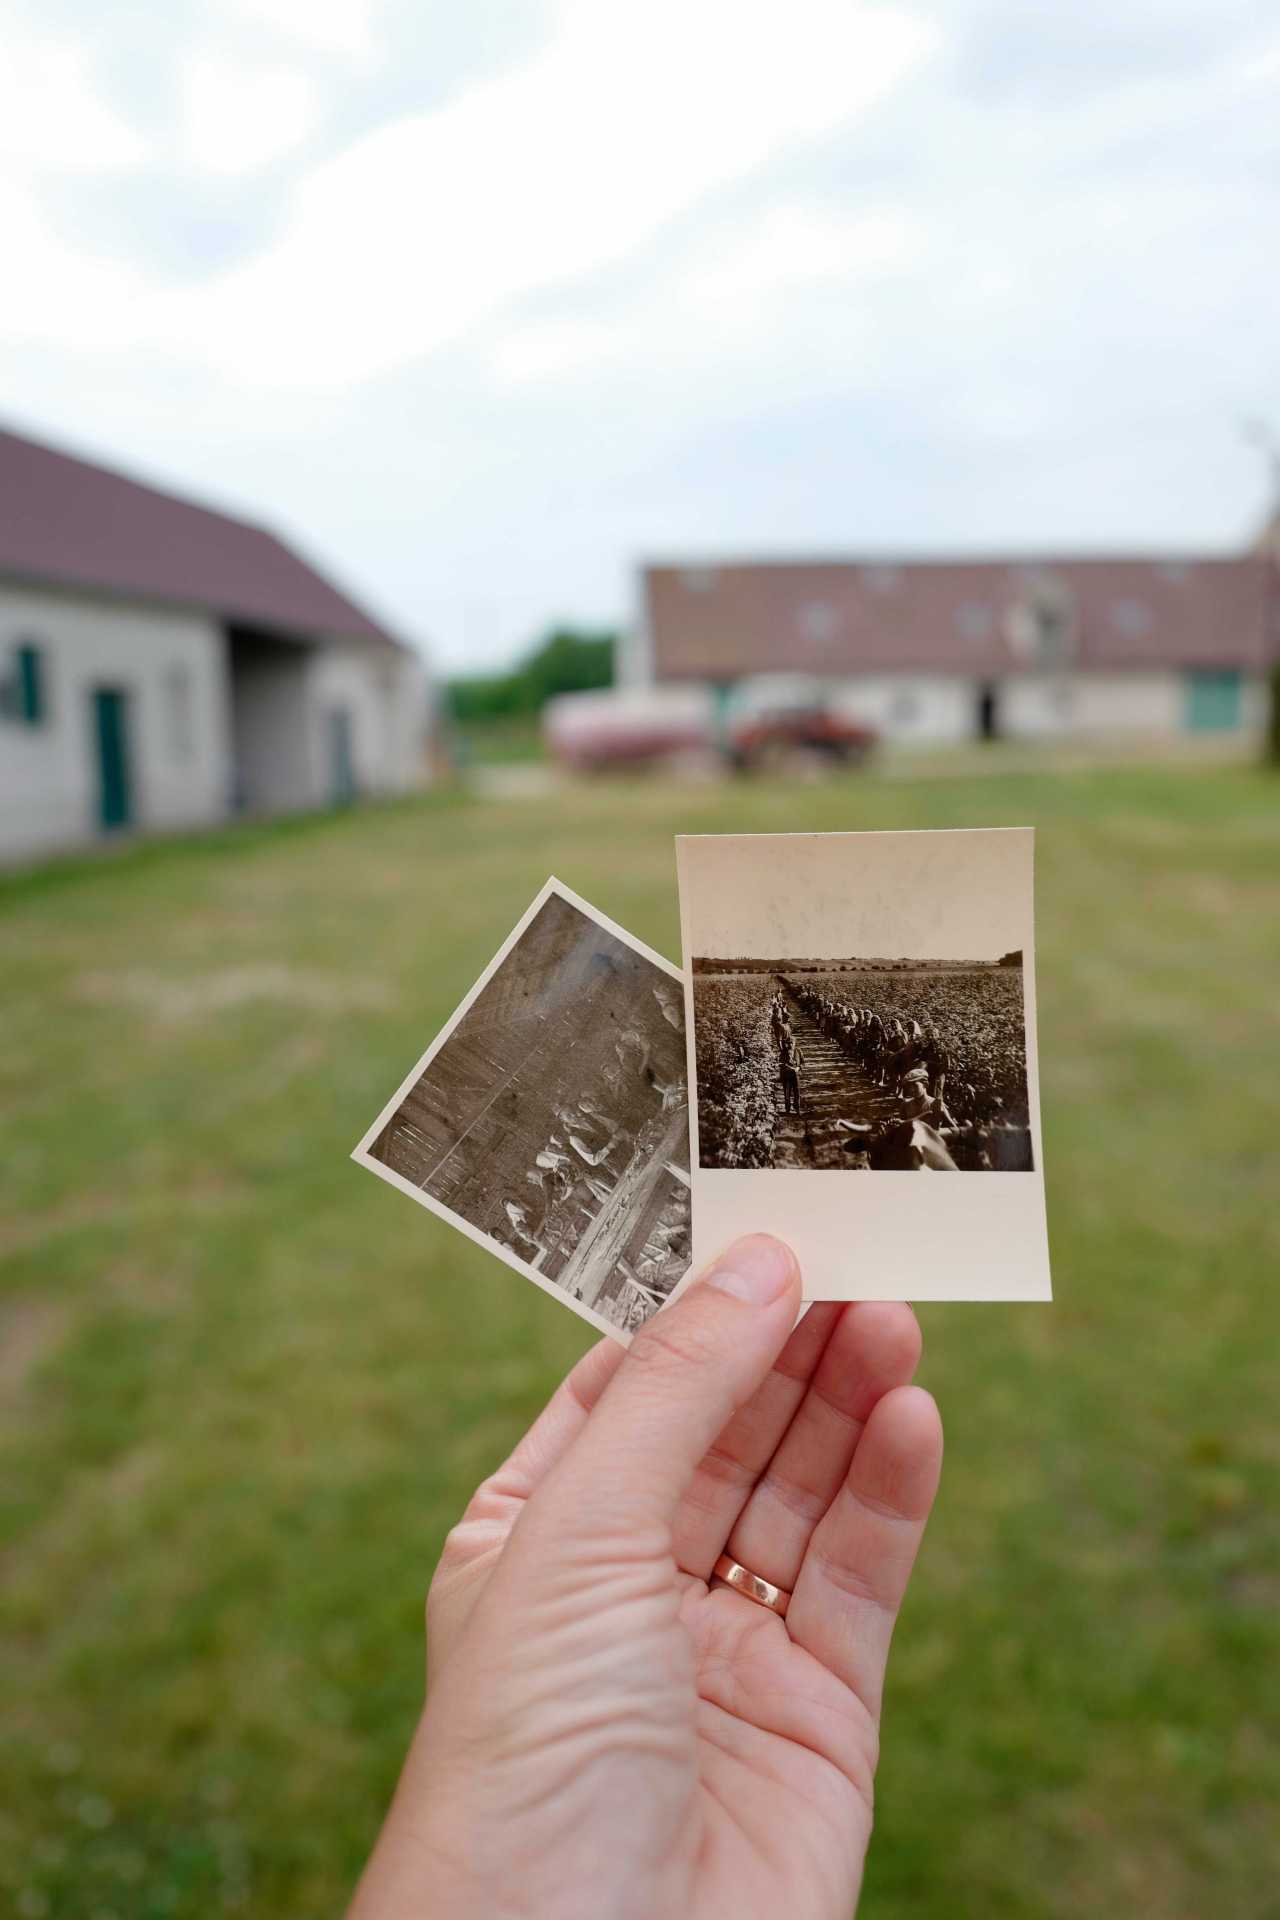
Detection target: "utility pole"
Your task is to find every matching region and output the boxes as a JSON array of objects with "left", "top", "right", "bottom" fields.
[{"left": 1242, "top": 420, "right": 1280, "bottom": 766}]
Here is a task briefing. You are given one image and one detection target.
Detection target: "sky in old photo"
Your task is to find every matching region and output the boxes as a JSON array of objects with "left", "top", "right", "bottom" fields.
[
  {"left": 3, "top": 0, "right": 1277, "bottom": 668},
  {"left": 678, "top": 828, "right": 1032, "bottom": 963}
]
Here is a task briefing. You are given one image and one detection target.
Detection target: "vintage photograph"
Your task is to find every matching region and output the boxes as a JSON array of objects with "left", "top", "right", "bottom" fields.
[
  {"left": 352, "top": 879, "right": 691, "bottom": 1341},
  {"left": 692, "top": 956, "right": 1033, "bottom": 1172},
  {"left": 677, "top": 828, "right": 1051, "bottom": 1302}
]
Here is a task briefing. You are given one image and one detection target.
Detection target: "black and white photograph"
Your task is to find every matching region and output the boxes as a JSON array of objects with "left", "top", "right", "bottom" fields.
[
  {"left": 677, "top": 828, "right": 1051, "bottom": 1302},
  {"left": 352, "top": 879, "right": 692, "bottom": 1342},
  {"left": 691, "top": 956, "right": 1033, "bottom": 1172}
]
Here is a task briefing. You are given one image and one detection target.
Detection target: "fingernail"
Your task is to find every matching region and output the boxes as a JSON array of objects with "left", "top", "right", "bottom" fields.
[{"left": 705, "top": 1235, "right": 795, "bottom": 1305}]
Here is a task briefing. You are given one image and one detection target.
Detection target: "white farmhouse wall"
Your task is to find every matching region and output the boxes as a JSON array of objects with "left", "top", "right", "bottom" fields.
[
  {"left": 996, "top": 676, "right": 1074, "bottom": 737},
  {"left": 829, "top": 674, "right": 974, "bottom": 743},
  {"left": 0, "top": 582, "right": 230, "bottom": 860},
  {"left": 1004, "top": 675, "right": 1165, "bottom": 736},
  {"left": 1240, "top": 674, "right": 1269, "bottom": 734},
  {"left": 826, "top": 669, "right": 1257, "bottom": 741},
  {"left": 645, "top": 658, "right": 1268, "bottom": 746},
  {"left": 308, "top": 645, "right": 428, "bottom": 797},
  {"left": 1016, "top": 671, "right": 1264, "bottom": 737}
]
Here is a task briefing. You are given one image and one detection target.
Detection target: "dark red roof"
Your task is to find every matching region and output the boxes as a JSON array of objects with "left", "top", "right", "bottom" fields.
[
  {"left": 644, "top": 554, "right": 1273, "bottom": 679},
  {"left": 0, "top": 424, "right": 401, "bottom": 647}
]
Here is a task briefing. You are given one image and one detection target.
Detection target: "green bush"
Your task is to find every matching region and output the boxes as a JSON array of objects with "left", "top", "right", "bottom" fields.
[{"left": 447, "top": 627, "right": 614, "bottom": 724}]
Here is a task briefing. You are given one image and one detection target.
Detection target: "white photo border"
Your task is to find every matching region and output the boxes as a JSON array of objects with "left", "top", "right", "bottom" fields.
[
  {"left": 352, "top": 875, "right": 693, "bottom": 1346},
  {"left": 676, "top": 827, "right": 1052, "bottom": 1304}
]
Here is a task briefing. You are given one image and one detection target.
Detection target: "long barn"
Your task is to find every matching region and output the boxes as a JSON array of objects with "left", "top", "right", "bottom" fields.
[{"left": 627, "top": 550, "right": 1276, "bottom": 746}]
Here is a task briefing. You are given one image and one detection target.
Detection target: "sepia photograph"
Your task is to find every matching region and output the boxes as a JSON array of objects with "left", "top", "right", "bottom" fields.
[
  {"left": 352, "top": 879, "right": 691, "bottom": 1342},
  {"left": 677, "top": 828, "right": 1051, "bottom": 1302},
  {"left": 692, "top": 956, "right": 1033, "bottom": 1173}
]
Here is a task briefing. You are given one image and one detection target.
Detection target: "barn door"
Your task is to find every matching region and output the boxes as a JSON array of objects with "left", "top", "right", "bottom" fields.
[
  {"left": 328, "top": 706, "right": 355, "bottom": 805},
  {"left": 92, "top": 687, "right": 133, "bottom": 831},
  {"left": 1184, "top": 669, "right": 1241, "bottom": 732}
]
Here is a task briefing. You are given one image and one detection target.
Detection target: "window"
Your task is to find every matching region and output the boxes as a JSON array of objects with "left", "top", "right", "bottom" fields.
[
  {"left": 1007, "top": 576, "right": 1075, "bottom": 668},
  {"left": 1109, "top": 597, "right": 1152, "bottom": 636},
  {"left": 1, "top": 640, "right": 47, "bottom": 724},
  {"left": 798, "top": 600, "right": 838, "bottom": 643},
  {"left": 681, "top": 566, "right": 718, "bottom": 593},
  {"left": 954, "top": 601, "right": 993, "bottom": 642},
  {"left": 163, "top": 664, "right": 194, "bottom": 761},
  {"left": 1032, "top": 601, "right": 1070, "bottom": 667},
  {"left": 861, "top": 564, "right": 900, "bottom": 593}
]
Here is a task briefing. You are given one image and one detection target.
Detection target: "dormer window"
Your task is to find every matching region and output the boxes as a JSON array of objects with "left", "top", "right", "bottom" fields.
[
  {"left": 1005, "top": 575, "right": 1075, "bottom": 668},
  {"left": 861, "top": 564, "right": 900, "bottom": 593},
  {"left": 1109, "top": 597, "right": 1152, "bottom": 636},
  {"left": 798, "top": 600, "right": 838, "bottom": 644},
  {"left": 1032, "top": 600, "right": 1070, "bottom": 666}
]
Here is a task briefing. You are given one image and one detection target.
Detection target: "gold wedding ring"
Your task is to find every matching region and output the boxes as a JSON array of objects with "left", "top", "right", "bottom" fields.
[{"left": 711, "top": 1553, "right": 791, "bottom": 1619}]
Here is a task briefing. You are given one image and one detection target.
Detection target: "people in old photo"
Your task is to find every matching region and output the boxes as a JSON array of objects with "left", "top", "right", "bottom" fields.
[
  {"left": 692, "top": 957, "right": 1033, "bottom": 1172},
  {"left": 365, "top": 889, "right": 690, "bottom": 1331},
  {"left": 779, "top": 1027, "right": 804, "bottom": 1116}
]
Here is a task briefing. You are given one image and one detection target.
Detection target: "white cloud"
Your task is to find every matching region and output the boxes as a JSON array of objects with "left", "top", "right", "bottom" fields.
[
  {"left": 155, "top": 0, "right": 937, "bottom": 385},
  {"left": 687, "top": 204, "right": 919, "bottom": 304},
  {"left": 0, "top": 0, "right": 934, "bottom": 384},
  {"left": 179, "top": 52, "right": 321, "bottom": 176},
  {"left": 490, "top": 317, "right": 620, "bottom": 384},
  {"left": 490, "top": 203, "right": 922, "bottom": 386},
  {"left": 0, "top": 0, "right": 1276, "bottom": 669},
  {"left": 214, "top": 0, "right": 382, "bottom": 62},
  {"left": 0, "top": 34, "right": 147, "bottom": 172},
  {"left": 0, "top": 180, "right": 146, "bottom": 350}
]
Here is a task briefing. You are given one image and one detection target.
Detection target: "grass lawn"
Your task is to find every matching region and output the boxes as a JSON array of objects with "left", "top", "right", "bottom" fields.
[
  {"left": 3, "top": 760, "right": 1278, "bottom": 1918},
  {"left": 449, "top": 711, "right": 547, "bottom": 767}
]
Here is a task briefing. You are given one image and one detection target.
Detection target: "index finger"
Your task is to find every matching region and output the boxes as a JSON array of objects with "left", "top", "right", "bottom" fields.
[{"left": 531, "top": 1235, "right": 803, "bottom": 1541}]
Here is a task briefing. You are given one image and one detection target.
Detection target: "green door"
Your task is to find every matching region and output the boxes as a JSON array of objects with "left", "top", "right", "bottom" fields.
[
  {"left": 328, "top": 706, "right": 355, "bottom": 805},
  {"left": 1184, "top": 669, "right": 1242, "bottom": 732},
  {"left": 92, "top": 688, "right": 133, "bottom": 830}
]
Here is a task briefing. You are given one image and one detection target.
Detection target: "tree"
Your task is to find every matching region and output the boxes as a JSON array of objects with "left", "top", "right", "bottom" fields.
[
  {"left": 518, "top": 628, "right": 614, "bottom": 706},
  {"left": 447, "top": 627, "right": 615, "bottom": 724}
]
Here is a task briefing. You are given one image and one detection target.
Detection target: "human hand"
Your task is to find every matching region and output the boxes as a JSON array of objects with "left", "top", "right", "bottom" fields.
[{"left": 349, "top": 1236, "right": 943, "bottom": 1920}]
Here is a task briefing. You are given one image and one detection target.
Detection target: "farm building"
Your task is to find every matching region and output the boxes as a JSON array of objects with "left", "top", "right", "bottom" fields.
[
  {"left": 626, "top": 552, "right": 1276, "bottom": 745},
  {"left": 0, "top": 425, "right": 430, "bottom": 863}
]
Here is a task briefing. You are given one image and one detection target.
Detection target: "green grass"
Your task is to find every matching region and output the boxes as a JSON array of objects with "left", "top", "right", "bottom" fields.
[
  {"left": 2, "top": 761, "right": 1278, "bottom": 1919},
  {"left": 450, "top": 711, "right": 547, "bottom": 766}
]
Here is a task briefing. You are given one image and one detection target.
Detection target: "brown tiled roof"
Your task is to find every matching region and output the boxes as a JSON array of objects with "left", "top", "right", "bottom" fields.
[
  {"left": 644, "top": 555, "right": 1273, "bottom": 679},
  {"left": 0, "top": 424, "right": 402, "bottom": 647}
]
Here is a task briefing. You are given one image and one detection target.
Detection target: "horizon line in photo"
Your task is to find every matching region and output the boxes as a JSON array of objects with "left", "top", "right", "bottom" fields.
[{"left": 691, "top": 951, "right": 1024, "bottom": 973}]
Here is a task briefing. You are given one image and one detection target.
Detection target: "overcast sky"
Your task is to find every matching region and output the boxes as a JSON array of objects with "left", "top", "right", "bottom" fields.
[{"left": 3, "top": 0, "right": 1277, "bottom": 670}]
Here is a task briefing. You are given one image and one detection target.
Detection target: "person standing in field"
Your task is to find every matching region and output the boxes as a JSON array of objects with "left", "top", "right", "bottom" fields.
[{"left": 780, "top": 1029, "right": 804, "bottom": 1115}]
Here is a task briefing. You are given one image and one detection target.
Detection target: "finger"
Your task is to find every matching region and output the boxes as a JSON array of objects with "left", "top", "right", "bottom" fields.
[
  {"left": 721, "top": 1302, "right": 921, "bottom": 1592},
  {"left": 534, "top": 1234, "right": 802, "bottom": 1539},
  {"left": 670, "top": 1302, "right": 843, "bottom": 1578},
  {"left": 786, "top": 1384, "right": 943, "bottom": 1720},
  {"left": 483, "top": 1337, "right": 626, "bottom": 1504}
]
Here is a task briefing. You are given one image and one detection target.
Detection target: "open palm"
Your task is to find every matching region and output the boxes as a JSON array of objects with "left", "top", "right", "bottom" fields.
[{"left": 351, "top": 1240, "right": 943, "bottom": 1920}]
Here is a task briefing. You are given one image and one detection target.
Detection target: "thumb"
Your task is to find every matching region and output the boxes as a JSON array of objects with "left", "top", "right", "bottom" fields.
[{"left": 533, "top": 1235, "right": 801, "bottom": 1539}]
